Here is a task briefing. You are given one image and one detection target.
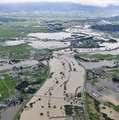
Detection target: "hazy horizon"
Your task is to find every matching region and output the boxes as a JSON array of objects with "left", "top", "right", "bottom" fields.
[{"left": 0, "top": 0, "right": 119, "bottom": 7}]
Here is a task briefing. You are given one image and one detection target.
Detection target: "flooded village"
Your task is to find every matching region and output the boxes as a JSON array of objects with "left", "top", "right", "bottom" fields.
[
  {"left": 0, "top": 24, "right": 119, "bottom": 120},
  {"left": 0, "top": 3, "right": 119, "bottom": 119}
]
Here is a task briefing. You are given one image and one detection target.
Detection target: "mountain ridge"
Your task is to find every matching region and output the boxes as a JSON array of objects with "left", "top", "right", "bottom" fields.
[{"left": 0, "top": 2, "right": 119, "bottom": 12}]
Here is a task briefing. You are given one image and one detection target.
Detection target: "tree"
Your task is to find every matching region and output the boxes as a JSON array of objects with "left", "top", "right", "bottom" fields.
[{"left": 40, "top": 113, "right": 43, "bottom": 116}]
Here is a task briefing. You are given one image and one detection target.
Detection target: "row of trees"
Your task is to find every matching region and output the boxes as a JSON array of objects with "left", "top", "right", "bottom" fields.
[{"left": 91, "top": 24, "right": 119, "bottom": 32}]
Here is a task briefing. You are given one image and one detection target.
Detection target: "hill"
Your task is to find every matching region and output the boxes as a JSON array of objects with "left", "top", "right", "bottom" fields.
[{"left": 0, "top": 2, "right": 119, "bottom": 12}]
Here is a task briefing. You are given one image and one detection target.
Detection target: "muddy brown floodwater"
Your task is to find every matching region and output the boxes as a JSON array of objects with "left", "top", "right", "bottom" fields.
[{"left": 20, "top": 49, "right": 85, "bottom": 120}]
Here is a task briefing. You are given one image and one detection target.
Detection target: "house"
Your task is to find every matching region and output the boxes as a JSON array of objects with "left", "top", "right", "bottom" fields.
[{"left": 116, "top": 89, "right": 119, "bottom": 92}]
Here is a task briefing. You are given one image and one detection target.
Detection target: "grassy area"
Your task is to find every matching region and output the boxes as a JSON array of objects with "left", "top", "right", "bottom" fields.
[
  {"left": 32, "top": 64, "right": 49, "bottom": 83},
  {"left": 3, "top": 21, "right": 34, "bottom": 26},
  {"left": 33, "top": 49, "right": 52, "bottom": 60},
  {"left": 0, "top": 79, "right": 8, "bottom": 92},
  {"left": 0, "top": 43, "right": 31, "bottom": 59},
  {"left": 83, "top": 92, "right": 90, "bottom": 119},
  {"left": 80, "top": 54, "right": 113, "bottom": 60},
  {"left": 0, "top": 69, "right": 10, "bottom": 74},
  {"left": 0, "top": 106, "right": 5, "bottom": 111},
  {"left": 0, "top": 19, "right": 66, "bottom": 41},
  {"left": 91, "top": 78, "right": 100, "bottom": 84},
  {"left": 114, "top": 56, "right": 119, "bottom": 61},
  {"left": 0, "top": 21, "right": 51, "bottom": 40},
  {"left": 84, "top": 92, "right": 106, "bottom": 120},
  {"left": 76, "top": 53, "right": 119, "bottom": 62},
  {"left": 1, "top": 43, "right": 30, "bottom": 53},
  {"left": 102, "top": 86, "right": 108, "bottom": 90},
  {"left": 0, "top": 63, "right": 50, "bottom": 102},
  {"left": 0, "top": 79, "right": 10, "bottom": 101},
  {"left": 109, "top": 69, "right": 119, "bottom": 73},
  {"left": 3, "top": 74, "right": 19, "bottom": 89},
  {"left": 0, "top": 28, "right": 22, "bottom": 40},
  {"left": 0, "top": 74, "right": 20, "bottom": 101},
  {"left": 0, "top": 11, "right": 87, "bottom": 41},
  {"left": 114, "top": 105, "right": 119, "bottom": 111}
]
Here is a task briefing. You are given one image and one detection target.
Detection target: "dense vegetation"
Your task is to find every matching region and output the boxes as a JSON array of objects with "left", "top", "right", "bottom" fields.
[
  {"left": 0, "top": 74, "right": 20, "bottom": 101},
  {"left": 91, "top": 24, "right": 119, "bottom": 32},
  {"left": 0, "top": 21, "right": 65, "bottom": 40},
  {"left": 0, "top": 43, "right": 31, "bottom": 59},
  {"left": 75, "top": 53, "right": 119, "bottom": 61},
  {"left": 0, "top": 17, "right": 24, "bottom": 22},
  {"left": 64, "top": 105, "right": 73, "bottom": 115},
  {"left": 112, "top": 77, "right": 119, "bottom": 82},
  {"left": 84, "top": 92, "right": 114, "bottom": 120}
]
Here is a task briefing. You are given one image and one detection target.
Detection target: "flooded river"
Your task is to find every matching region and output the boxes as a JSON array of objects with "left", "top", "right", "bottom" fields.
[{"left": 20, "top": 49, "right": 85, "bottom": 120}]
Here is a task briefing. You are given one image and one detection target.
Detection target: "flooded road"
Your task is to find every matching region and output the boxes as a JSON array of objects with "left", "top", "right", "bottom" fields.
[
  {"left": 80, "top": 60, "right": 115, "bottom": 69},
  {"left": 0, "top": 60, "right": 38, "bottom": 71},
  {"left": 28, "top": 32, "right": 71, "bottom": 40},
  {"left": 5, "top": 40, "right": 70, "bottom": 49},
  {"left": 28, "top": 41, "right": 70, "bottom": 49}
]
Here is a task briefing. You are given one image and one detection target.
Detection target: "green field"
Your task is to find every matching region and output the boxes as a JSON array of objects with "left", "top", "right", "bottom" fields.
[
  {"left": 0, "top": 43, "right": 31, "bottom": 59},
  {"left": 108, "top": 69, "right": 119, "bottom": 73},
  {"left": 75, "top": 53, "right": 119, "bottom": 61},
  {"left": 0, "top": 21, "right": 48, "bottom": 40},
  {"left": 0, "top": 74, "right": 20, "bottom": 101},
  {"left": 81, "top": 54, "right": 113, "bottom": 60},
  {"left": 84, "top": 92, "right": 107, "bottom": 120},
  {"left": 0, "top": 69, "right": 10, "bottom": 74},
  {"left": 114, "top": 105, "right": 119, "bottom": 111},
  {"left": 0, "top": 62, "right": 50, "bottom": 101},
  {"left": 33, "top": 66, "right": 49, "bottom": 82},
  {"left": 91, "top": 78, "right": 100, "bottom": 84}
]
